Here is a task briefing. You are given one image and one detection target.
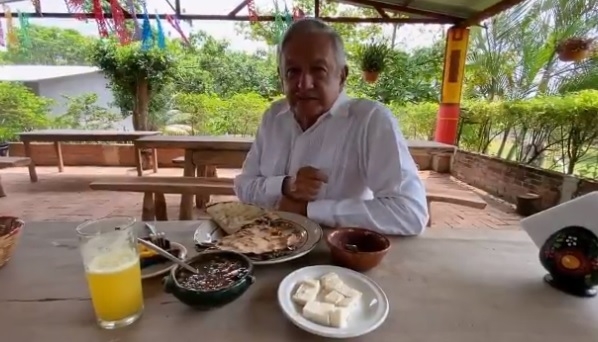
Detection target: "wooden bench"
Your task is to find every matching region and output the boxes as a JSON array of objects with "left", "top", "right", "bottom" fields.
[
  {"left": 426, "top": 192, "right": 487, "bottom": 227},
  {"left": 89, "top": 176, "right": 235, "bottom": 221},
  {"left": 0, "top": 157, "right": 33, "bottom": 198}
]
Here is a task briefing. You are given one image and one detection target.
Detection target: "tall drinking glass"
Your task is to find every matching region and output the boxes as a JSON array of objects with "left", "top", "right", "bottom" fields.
[{"left": 76, "top": 217, "right": 144, "bottom": 329}]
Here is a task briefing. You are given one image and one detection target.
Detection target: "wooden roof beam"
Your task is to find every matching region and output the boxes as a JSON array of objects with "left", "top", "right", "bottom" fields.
[
  {"left": 375, "top": 7, "right": 390, "bottom": 18},
  {"left": 228, "top": 0, "right": 251, "bottom": 17}
]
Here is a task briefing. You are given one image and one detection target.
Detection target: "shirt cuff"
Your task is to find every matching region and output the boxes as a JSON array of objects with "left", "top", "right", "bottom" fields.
[
  {"left": 264, "top": 175, "right": 287, "bottom": 198},
  {"left": 307, "top": 200, "right": 337, "bottom": 227}
]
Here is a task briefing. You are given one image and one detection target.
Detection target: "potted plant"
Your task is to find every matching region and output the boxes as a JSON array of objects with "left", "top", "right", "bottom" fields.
[
  {"left": 358, "top": 41, "right": 389, "bottom": 83},
  {"left": 556, "top": 37, "right": 594, "bottom": 62},
  {"left": 0, "top": 126, "right": 13, "bottom": 157}
]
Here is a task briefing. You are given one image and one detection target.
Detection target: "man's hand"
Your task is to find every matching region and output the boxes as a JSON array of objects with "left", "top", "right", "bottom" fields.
[
  {"left": 277, "top": 196, "right": 308, "bottom": 216},
  {"left": 283, "top": 166, "right": 328, "bottom": 201}
]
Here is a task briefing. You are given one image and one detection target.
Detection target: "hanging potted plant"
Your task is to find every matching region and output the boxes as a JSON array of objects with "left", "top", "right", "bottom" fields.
[
  {"left": 358, "top": 41, "right": 389, "bottom": 84},
  {"left": 556, "top": 37, "right": 594, "bottom": 62}
]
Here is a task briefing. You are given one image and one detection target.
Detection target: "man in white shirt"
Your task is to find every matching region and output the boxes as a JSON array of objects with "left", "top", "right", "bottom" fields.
[{"left": 234, "top": 18, "right": 429, "bottom": 235}]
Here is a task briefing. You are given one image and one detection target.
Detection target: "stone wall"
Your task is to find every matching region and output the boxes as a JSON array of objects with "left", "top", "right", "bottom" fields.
[{"left": 451, "top": 149, "right": 598, "bottom": 211}]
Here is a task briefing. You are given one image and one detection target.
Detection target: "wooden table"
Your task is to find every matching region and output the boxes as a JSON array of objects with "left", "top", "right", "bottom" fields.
[
  {"left": 19, "top": 130, "right": 161, "bottom": 177},
  {"left": 0, "top": 156, "right": 32, "bottom": 197},
  {"left": 1, "top": 222, "right": 597, "bottom": 341},
  {"left": 134, "top": 135, "right": 253, "bottom": 218}
]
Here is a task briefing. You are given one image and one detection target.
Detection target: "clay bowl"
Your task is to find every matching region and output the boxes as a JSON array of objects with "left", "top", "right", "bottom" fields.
[
  {"left": 325, "top": 228, "right": 391, "bottom": 272},
  {"left": 162, "top": 250, "right": 255, "bottom": 310}
]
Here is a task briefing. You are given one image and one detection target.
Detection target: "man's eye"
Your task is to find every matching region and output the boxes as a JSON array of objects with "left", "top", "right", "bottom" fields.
[{"left": 286, "top": 69, "right": 299, "bottom": 77}]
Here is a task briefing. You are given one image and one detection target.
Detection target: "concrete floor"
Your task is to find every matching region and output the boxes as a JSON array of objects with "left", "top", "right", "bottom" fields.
[{"left": 0, "top": 166, "right": 521, "bottom": 229}]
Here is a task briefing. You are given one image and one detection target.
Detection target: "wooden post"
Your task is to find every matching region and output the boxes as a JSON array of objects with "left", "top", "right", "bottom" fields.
[
  {"left": 154, "top": 192, "right": 168, "bottom": 221},
  {"left": 142, "top": 192, "right": 156, "bottom": 221},
  {"left": 22, "top": 141, "right": 38, "bottom": 182},
  {"left": 0, "top": 175, "right": 6, "bottom": 198},
  {"left": 152, "top": 148, "right": 158, "bottom": 173},
  {"left": 53, "top": 141, "right": 64, "bottom": 173},
  {"left": 134, "top": 146, "right": 143, "bottom": 177},
  {"left": 434, "top": 26, "right": 470, "bottom": 145},
  {"left": 179, "top": 149, "right": 195, "bottom": 220}
]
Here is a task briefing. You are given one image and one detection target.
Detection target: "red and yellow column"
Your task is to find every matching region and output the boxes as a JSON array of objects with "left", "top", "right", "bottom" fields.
[{"left": 434, "top": 26, "right": 470, "bottom": 145}]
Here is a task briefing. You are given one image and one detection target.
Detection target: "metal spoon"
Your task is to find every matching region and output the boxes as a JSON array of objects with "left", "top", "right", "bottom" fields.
[
  {"left": 137, "top": 238, "right": 199, "bottom": 274},
  {"left": 345, "top": 244, "right": 359, "bottom": 252}
]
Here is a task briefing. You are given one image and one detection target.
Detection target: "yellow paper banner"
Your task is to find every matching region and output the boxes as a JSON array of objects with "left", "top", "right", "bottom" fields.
[{"left": 3, "top": 5, "right": 18, "bottom": 48}]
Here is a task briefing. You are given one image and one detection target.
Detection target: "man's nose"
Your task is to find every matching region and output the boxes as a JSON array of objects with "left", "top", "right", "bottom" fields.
[{"left": 297, "top": 72, "right": 314, "bottom": 90}]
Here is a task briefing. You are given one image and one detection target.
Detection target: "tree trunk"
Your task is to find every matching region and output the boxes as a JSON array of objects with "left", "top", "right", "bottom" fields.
[{"left": 133, "top": 77, "right": 152, "bottom": 170}]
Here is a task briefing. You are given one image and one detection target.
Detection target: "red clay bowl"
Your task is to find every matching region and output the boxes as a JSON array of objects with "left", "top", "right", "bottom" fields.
[{"left": 325, "top": 227, "right": 391, "bottom": 272}]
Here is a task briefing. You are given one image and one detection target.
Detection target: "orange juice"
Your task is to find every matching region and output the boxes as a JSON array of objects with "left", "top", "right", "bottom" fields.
[{"left": 85, "top": 249, "right": 144, "bottom": 322}]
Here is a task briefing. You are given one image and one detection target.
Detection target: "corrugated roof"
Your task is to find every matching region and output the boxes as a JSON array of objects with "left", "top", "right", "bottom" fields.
[
  {"left": 334, "top": 0, "right": 526, "bottom": 24},
  {"left": 0, "top": 65, "right": 101, "bottom": 82}
]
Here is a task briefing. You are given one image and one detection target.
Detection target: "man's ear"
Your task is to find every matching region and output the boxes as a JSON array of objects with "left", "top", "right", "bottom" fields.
[{"left": 340, "top": 65, "right": 349, "bottom": 86}]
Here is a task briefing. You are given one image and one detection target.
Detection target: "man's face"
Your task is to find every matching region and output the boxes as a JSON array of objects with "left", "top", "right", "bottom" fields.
[{"left": 280, "top": 32, "right": 348, "bottom": 122}]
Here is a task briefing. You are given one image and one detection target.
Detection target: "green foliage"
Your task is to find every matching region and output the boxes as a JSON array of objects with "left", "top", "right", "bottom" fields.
[
  {"left": 390, "top": 102, "right": 438, "bottom": 140},
  {"left": 0, "top": 24, "right": 94, "bottom": 65},
  {"left": 89, "top": 39, "right": 175, "bottom": 95},
  {"left": 358, "top": 41, "right": 389, "bottom": 73},
  {"left": 169, "top": 92, "right": 269, "bottom": 136},
  {"left": 0, "top": 82, "right": 52, "bottom": 141},
  {"left": 54, "top": 93, "right": 120, "bottom": 130}
]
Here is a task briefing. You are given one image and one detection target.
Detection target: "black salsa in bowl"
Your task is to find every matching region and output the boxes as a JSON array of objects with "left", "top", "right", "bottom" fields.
[{"left": 162, "top": 250, "right": 255, "bottom": 310}]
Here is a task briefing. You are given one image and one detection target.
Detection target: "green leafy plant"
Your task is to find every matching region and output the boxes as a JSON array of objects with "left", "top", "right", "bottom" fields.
[
  {"left": 0, "top": 81, "right": 52, "bottom": 142},
  {"left": 358, "top": 41, "right": 389, "bottom": 73},
  {"left": 54, "top": 93, "right": 120, "bottom": 130},
  {"left": 88, "top": 39, "right": 176, "bottom": 131}
]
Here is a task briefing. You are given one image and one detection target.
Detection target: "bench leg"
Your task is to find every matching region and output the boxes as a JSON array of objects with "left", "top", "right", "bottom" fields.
[
  {"left": 0, "top": 175, "right": 5, "bottom": 198},
  {"left": 23, "top": 141, "right": 38, "bottom": 183},
  {"left": 134, "top": 147, "right": 143, "bottom": 177},
  {"left": 179, "top": 150, "right": 195, "bottom": 220},
  {"left": 142, "top": 192, "right": 156, "bottom": 221},
  {"left": 195, "top": 165, "right": 208, "bottom": 209},
  {"left": 154, "top": 192, "right": 168, "bottom": 221},
  {"left": 427, "top": 200, "right": 432, "bottom": 227},
  {"left": 54, "top": 141, "right": 64, "bottom": 173},
  {"left": 152, "top": 148, "right": 158, "bottom": 173}
]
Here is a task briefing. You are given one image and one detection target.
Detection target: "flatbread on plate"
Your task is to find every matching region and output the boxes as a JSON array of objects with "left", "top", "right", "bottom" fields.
[
  {"left": 205, "top": 201, "right": 266, "bottom": 235},
  {"left": 215, "top": 212, "right": 306, "bottom": 255}
]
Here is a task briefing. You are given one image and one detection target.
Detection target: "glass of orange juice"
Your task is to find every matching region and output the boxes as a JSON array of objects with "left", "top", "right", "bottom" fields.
[{"left": 76, "top": 217, "right": 144, "bottom": 329}]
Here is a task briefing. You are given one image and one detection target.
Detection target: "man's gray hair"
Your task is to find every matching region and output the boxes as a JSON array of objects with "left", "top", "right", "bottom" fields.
[{"left": 277, "top": 18, "right": 347, "bottom": 72}]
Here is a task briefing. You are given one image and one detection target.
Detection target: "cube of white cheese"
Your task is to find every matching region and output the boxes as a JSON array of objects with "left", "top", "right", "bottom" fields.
[
  {"left": 337, "top": 295, "right": 359, "bottom": 308},
  {"left": 323, "top": 290, "right": 345, "bottom": 305},
  {"left": 321, "top": 272, "right": 343, "bottom": 290},
  {"left": 292, "top": 282, "right": 320, "bottom": 305},
  {"left": 302, "top": 301, "right": 336, "bottom": 326},
  {"left": 330, "top": 307, "right": 351, "bottom": 328},
  {"left": 303, "top": 278, "right": 321, "bottom": 289}
]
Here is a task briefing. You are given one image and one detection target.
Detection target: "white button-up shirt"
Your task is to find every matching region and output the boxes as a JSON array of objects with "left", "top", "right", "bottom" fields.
[{"left": 234, "top": 92, "right": 429, "bottom": 235}]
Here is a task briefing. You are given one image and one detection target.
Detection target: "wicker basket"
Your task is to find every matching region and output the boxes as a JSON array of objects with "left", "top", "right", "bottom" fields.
[{"left": 0, "top": 217, "right": 24, "bottom": 268}]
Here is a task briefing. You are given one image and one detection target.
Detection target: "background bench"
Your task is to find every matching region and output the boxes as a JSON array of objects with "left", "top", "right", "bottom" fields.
[
  {"left": 89, "top": 176, "right": 234, "bottom": 221},
  {"left": 0, "top": 157, "right": 32, "bottom": 197}
]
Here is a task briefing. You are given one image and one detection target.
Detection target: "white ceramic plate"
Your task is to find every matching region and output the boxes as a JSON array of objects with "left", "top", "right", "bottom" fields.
[
  {"left": 193, "top": 212, "right": 323, "bottom": 265},
  {"left": 278, "top": 265, "right": 389, "bottom": 339},
  {"left": 141, "top": 242, "right": 187, "bottom": 280}
]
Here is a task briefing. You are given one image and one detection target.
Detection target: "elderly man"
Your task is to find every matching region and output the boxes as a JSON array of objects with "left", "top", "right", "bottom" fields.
[{"left": 233, "top": 18, "right": 428, "bottom": 235}]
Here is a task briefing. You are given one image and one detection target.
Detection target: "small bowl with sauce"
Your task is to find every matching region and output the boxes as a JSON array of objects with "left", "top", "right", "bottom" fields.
[
  {"left": 325, "top": 228, "right": 391, "bottom": 272},
  {"left": 162, "top": 250, "right": 255, "bottom": 310}
]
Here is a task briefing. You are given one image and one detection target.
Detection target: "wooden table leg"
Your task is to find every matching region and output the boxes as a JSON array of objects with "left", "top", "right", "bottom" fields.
[
  {"left": 427, "top": 199, "right": 432, "bottom": 227},
  {"left": 142, "top": 192, "right": 156, "bottom": 221},
  {"left": 134, "top": 147, "right": 143, "bottom": 177},
  {"left": 179, "top": 149, "right": 195, "bottom": 220},
  {"left": 152, "top": 148, "right": 158, "bottom": 173},
  {"left": 154, "top": 192, "right": 168, "bottom": 221},
  {"left": 53, "top": 141, "right": 64, "bottom": 173},
  {"left": 0, "top": 175, "right": 6, "bottom": 198},
  {"left": 23, "top": 141, "right": 38, "bottom": 183},
  {"left": 195, "top": 165, "right": 208, "bottom": 209}
]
